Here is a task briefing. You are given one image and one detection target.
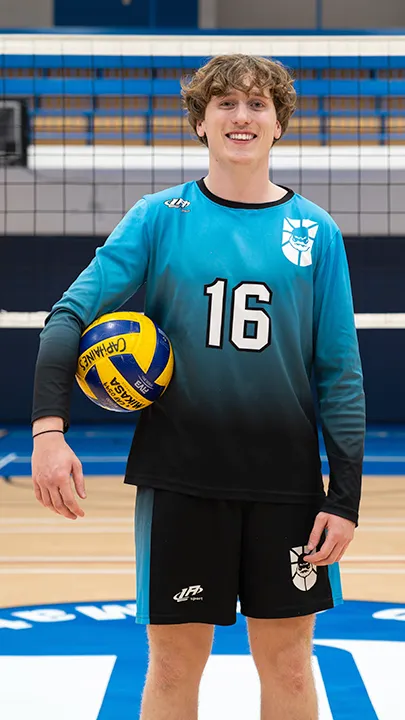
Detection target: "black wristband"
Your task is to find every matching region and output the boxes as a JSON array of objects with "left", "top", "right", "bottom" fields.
[{"left": 32, "top": 429, "right": 65, "bottom": 439}]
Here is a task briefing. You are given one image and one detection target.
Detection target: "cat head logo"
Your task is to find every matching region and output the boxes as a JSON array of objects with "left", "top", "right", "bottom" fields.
[
  {"left": 290, "top": 546, "right": 318, "bottom": 591},
  {"left": 282, "top": 218, "right": 319, "bottom": 266}
]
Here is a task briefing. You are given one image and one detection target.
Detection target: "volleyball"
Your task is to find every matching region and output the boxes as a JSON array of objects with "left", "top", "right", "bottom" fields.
[{"left": 75, "top": 311, "right": 174, "bottom": 412}]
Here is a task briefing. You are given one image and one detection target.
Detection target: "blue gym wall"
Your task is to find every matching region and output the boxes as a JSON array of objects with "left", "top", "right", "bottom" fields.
[
  {"left": 1, "top": 235, "right": 404, "bottom": 425},
  {"left": 1, "top": 0, "right": 405, "bottom": 29},
  {"left": 54, "top": 0, "right": 198, "bottom": 29}
]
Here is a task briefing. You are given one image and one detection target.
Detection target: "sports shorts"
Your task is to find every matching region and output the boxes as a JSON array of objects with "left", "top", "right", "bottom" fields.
[{"left": 135, "top": 487, "right": 343, "bottom": 625}]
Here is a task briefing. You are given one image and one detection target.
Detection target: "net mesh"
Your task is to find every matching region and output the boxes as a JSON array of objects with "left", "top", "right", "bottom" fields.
[{"left": 1, "top": 32, "right": 405, "bottom": 236}]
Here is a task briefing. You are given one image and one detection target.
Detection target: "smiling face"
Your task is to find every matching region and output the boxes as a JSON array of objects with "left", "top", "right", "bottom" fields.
[{"left": 196, "top": 83, "right": 282, "bottom": 167}]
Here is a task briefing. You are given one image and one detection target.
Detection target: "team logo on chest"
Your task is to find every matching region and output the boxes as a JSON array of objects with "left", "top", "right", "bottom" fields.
[{"left": 282, "top": 218, "right": 319, "bottom": 267}]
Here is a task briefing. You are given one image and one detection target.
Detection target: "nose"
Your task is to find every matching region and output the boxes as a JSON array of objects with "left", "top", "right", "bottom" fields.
[{"left": 232, "top": 101, "right": 251, "bottom": 125}]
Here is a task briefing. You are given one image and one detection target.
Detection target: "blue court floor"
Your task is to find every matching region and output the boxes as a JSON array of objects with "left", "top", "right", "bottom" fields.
[
  {"left": 0, "top": 598, "right": 404, "bottom": 719},
  {"left": 1, "top": 424, "right": 405, "bottom": 718},
  {"left": 1, "top": 424, "right": 405, "bottom": 477}
]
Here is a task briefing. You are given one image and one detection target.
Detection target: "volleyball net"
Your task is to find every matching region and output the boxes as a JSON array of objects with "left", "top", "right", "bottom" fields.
[
  {"left": 1, "top": 310, "right": 405, "bottom": 330},
  {"left": 1, "top": 32, "right": 405, "bottom": 236}
]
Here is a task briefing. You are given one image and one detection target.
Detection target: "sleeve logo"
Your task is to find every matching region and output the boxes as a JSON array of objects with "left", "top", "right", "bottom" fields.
[
  {"left": 282, "top": 218, "right": 319, "bottom": 266},
  {"left": 164, "top": 198, "right": 191, "bottom": 212}
]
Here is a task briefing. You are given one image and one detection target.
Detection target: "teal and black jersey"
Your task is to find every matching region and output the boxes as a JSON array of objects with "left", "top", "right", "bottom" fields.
[{"left": 34, "top": 178, "right": 365, "bottom": 522}]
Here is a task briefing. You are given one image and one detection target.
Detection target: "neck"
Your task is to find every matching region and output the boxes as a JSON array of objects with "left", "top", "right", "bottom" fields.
[{"left": 204, "top": 160, "right": 286, "bottom": 204}]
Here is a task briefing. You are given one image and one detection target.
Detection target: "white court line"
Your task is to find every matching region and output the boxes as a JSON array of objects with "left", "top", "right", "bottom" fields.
[
  {"left": 321, "top": 455, "right": 405, "bottom": 462},
  {"left": 0, "top": 554, "right": 403, "bottom": 564},
  {"left": 361, "top": 517, "right": 405, "bottom": 523},
  {"left": 1, "top": 524, "right": 404, "bottom": 534},
  {"left": 200, "top": 654, "right": 333, "bottom": 720},
  {"left": 0, "top": 527, "right": 131, "bottom": 534},
  {"left": 342, "top": 556, "right": 405, "bottom": 562},
  {"left": 0, "top": 517, "right": 133, "bottom": 524},
  {"left": 346, "top": 555, "right": 405, "bottom": 561},
  {"left": 0, "top": 453, "right": 17, "bottom": 471},
  {"left": 1, "top": 516, "right": 403, "bottom": 525},
  {"left": 355, "top": 526, "right": 405, "bottom": 532},
  {"left": 3, "top": 454, "right": 405, "bottom": 465},
  {"left": 1, "top": 567, "right": 404, "bottom": 575},
  {"left": 0, "top": 556, "right": 134, "bottom": 563},
  {"left": 359, "top": 457, "right": 405, "bottom": 462},
  {"left": 341, "top": 568, "right": 405, "bottom": 575},
  {"left": 7, "top": 456, "right": 405, "bottom": 467},
  {"left": 0, "top": 568, "right": 134, "bottom": 574},
  {"left": 0, "top": 655, "right": 116, "bottom": 720}
]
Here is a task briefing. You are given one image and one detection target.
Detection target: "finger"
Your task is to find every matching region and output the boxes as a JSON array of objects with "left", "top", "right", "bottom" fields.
[
  {"left": 47, "top": 485, "right": 77, "bottom": 519},
  {"left": 39, "top": 485, "right": 59, "bottom": 514},
  {"left": 72, "top": 458, "right": 86, "bottom": 500},
  {"left": 305, "top": 536, "right": 337, "bottom": 564},
  {"left": 307, "top": 514, "right": 328, "bottom": 553},
  {"left": 33, "top": 479, "right": 44, "bottom": 505},
  {"left": 59, "top": 482, "right": 85, "bottom": 518},
  {"left": 314, "top": 543, "right": 343, "bottom": 566},
  {"left": 336, "top": 542, "right": 351, "bottom": 563}
]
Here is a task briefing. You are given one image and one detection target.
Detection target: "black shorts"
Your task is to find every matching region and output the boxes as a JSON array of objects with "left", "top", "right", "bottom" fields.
[{"left": 135, "top": 487, "right": 343, "bottom": 625}]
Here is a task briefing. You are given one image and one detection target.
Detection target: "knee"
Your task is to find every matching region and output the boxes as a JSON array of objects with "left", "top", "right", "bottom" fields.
[
  {"left": 252, "top": 641, "right": 312, "bottom": 693},
  {"left": 150, "top": 652, "right": 195, "bottom": 692},
  {"left": 256, "top": 651, "right": 312, "bottom": 695},
  {"left": 276, "top": 656, "right": 309, "bottom": 695},
  {"left": 147, "top": 627, "right": 213, "bottom": 692}
]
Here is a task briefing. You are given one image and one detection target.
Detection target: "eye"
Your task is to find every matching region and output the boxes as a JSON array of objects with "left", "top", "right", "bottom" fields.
[
  {"left": 251, "top": 100, "right": 265, "bottom": 109},
  {"left": 219, "top": 100, "right": 234, "bottom": 107}
]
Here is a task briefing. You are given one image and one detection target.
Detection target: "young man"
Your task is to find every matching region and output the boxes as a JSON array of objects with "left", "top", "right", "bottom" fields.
[{"left": 32, "top": 54, "right": 365, "bottom": 719}]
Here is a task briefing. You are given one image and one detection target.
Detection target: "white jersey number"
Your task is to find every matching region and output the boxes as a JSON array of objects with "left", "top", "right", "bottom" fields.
[{"left": 204, "top": 279, "right": 272, "bottom": 352}]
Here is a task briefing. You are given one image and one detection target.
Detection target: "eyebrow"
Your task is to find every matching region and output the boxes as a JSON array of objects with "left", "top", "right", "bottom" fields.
[{"left": 218, "top": 91, "right": 269, "bottom": 100}]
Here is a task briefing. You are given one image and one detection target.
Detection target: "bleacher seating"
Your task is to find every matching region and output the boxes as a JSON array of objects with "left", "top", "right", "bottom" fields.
[{"left": 2, "top": 54, "right": 405, "bottom": 145}]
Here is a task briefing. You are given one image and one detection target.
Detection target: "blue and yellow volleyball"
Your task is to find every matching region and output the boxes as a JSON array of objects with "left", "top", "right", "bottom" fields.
[{"left": 75, "top": 311, "right": 174, "bottom": 412}]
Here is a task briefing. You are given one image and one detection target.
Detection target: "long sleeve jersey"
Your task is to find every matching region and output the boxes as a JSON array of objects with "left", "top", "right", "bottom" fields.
[{"left": 32, "top": 179, "right": 365, "bottom": 523}]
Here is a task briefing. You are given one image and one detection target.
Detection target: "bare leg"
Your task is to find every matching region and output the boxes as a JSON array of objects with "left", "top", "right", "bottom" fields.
[
  {"left": 140, "top": 623, "right": 214, "bottom": 720},
  {"left": 248, "top": 615, "right": 318, "bottom": 720}
]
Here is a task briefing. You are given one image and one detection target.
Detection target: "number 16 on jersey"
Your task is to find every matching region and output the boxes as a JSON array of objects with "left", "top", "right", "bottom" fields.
[{"left": 204, "top": 279, "right": 273, "bottom": 352}]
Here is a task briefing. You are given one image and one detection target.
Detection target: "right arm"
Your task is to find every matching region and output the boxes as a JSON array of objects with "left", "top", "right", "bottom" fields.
[
  {"left": 31, "top": 198, "right": 151, "bottom": 519},
  {"left": 32, "top": 311, "right": 85, "bottom": 519}
]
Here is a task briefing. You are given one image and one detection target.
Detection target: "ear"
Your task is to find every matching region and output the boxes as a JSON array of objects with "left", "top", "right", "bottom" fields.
[
  {"left": 196, "top": 119, "right": 206, "bottom": 138},
  {"left": 274, "top": 120, "right": 282, "bottom": 140}
]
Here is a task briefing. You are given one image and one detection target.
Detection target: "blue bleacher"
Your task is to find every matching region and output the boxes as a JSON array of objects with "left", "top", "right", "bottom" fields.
[{"left": 2, "top": 54, "right": 405, "bottom": 144}]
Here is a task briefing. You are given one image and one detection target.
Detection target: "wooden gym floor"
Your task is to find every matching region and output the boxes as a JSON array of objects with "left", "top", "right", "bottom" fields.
[{"left": 0, "top": 474, "right": 404, "bottom": 609}]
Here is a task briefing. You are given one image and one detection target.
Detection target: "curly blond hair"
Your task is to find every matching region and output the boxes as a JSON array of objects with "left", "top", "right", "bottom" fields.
[{"left": 180, "top": 54, "right": 297, "bottom": 147}]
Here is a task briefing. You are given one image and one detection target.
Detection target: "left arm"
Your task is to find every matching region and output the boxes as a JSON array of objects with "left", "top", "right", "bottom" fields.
[{"left": 305, "top": 229, "right": 365, "bottom": 565}]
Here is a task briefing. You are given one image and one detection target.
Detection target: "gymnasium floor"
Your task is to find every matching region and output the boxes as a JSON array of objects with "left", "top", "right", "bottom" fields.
[{"left": 1, "top": 425, "right": 404, "bottom": 719}]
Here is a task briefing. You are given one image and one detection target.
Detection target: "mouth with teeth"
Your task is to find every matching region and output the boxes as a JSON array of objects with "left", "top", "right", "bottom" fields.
[{"left": 226, "top": 132, "right": 257, "bottom": 143}]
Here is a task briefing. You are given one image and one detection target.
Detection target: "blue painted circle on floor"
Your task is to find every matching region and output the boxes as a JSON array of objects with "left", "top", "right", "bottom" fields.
[{"left": 1, "top": 600, "right": 404, "bottom": 718}]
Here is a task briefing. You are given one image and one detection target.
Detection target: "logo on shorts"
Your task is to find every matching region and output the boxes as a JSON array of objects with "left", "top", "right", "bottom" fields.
[
  {"left": 290, "top": 546, "right": 317, "bottom": 591},
  {"left": 282, "top": 218, "right": 319, "bottom": 266},
  {"left": 164, "top": 198, "right": 191, "bottom": 212},
  {"left": 173, "top": 585, "right": 204, "bottom": 602}
]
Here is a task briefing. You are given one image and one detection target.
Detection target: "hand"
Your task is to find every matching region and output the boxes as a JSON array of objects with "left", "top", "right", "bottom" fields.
[
  {"left": 303, "top": 511, "right": 355, "bottom": 566},
  {"left": 31, "top": 433, "right": 86, "bottom": 520}
]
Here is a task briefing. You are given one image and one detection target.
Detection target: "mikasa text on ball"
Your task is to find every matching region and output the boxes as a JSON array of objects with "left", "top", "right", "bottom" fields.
[{"left": 75, "top": 311, "right": 174, "bottom": 412}]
